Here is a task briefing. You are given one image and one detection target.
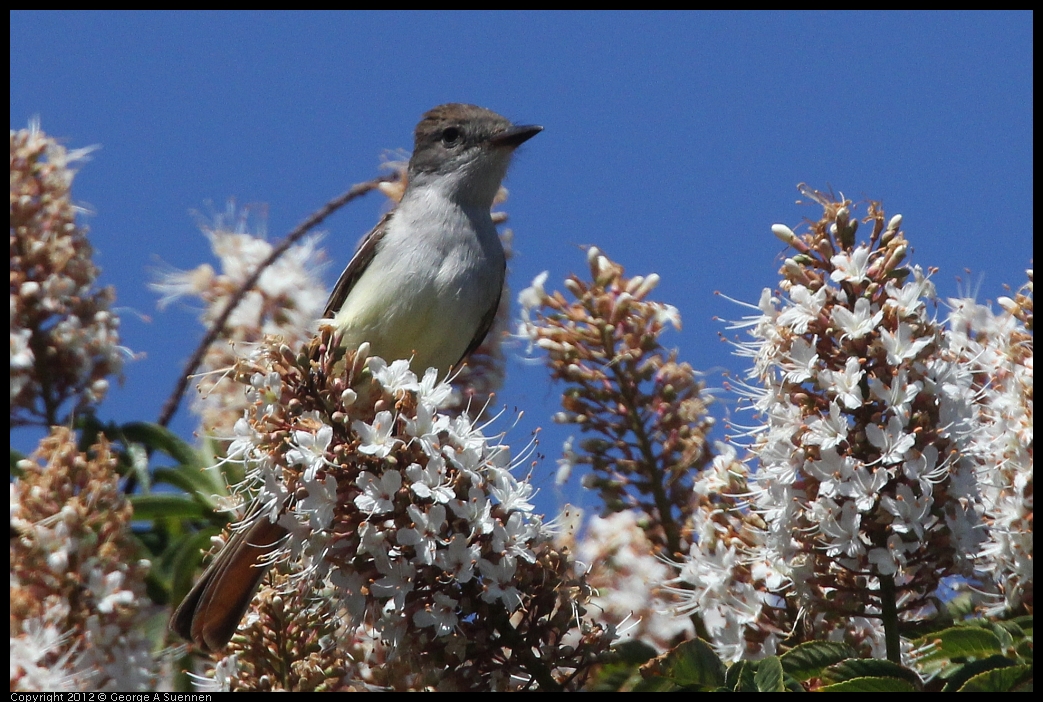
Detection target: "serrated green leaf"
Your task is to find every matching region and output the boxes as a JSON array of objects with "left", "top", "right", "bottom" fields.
[
  {"left": 641, "top": 638, "right": 726, "bottom": 689},
  {"left": 725, "top": 659, "right": 748, "bottom": 691},
  {"left": 958, "top": 664, "right": 1033, "bottom": 692},
  {"left": 589, "top": 640, "right": 658, "bottom": 691},
  {"left": 613, "top": 638, "right": 659, "bottom": 665},
  {"left": 130, "top": 494, "right": 209, "bottom": 521},
  {"left": 1011, "top": 615, "right": 1032, "bottom": 637},
  {"left": 781, "top": 640, "right": 858, "bottom": 680},
  {"left": 989, "top": 622, "right": 1015, "bottom": 649},
  {"left": 821, "top": 658, "right": 921, "bottom": 688},
  {"left": 940, "top": 655, "right": 1016, "bottom": 692},
  {"left": 589, "top": 661, "right": 642, "bottom": 692},
  {"left": 738, "top": 658, "right": 758, "bottom": 692},
  {"left": 992, "top": 619, "right": 1025, "bottom": 640},
  {"left": 944, "top": 592, "right": 977, "bottom": 621},
  {"left": 630, "top": 676, "right": 682, "bottom": 692},
  {"left": 755, "top": 656, "right": 785, "bottom": 692},
  {"left": 816, "top": 676, "right": 918, "bottom": 692},
  {"left": 913, "top": 625, "right": 1004, "bottom": 667}
]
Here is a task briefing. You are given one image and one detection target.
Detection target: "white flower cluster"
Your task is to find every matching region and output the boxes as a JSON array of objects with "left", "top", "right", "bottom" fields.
[
  {"left": 573, "top": 510, "right": 694, "bottom": 651},
  {"left": 10, "top": 431, "right": 157, "bottom": 691},
  {"left": 10, "top": 123, "right": 123, "bottom": 424},
  {"left": 945, "top": 290, "right": 1033, "bottom": 613},
  {"left": 676, "top": 208, "right": 1031, "bottom": 661},
  {"left": 749, "top": 263, "right": 966, "bottom": 567},
  {"left": 225, "top": 352, "right": 546, "bottom": 649},
  {"left": 150, "top": 203, "right": 328, "bottom": 435}
]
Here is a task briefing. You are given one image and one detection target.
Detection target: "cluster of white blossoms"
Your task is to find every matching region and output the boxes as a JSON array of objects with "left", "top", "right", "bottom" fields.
[
  {"left": 150, "top": 203, "right": 329, "bottom": 436},
  {"left": 944, "top": 283, "right": 1033, "bottom": 614},
  {"left": 212, "top": 328, "right": 609, "bottom": 690},
  {"left": 569, "top": 510, "right": 694, "bottom": 651},
  {"left": 10, "top": 123, "right": 123, "bottom": 426},
  {"left": 10, "top": 429, "right": 158, "bottom": 691},
  {"left": 516, "top": 246, "right": 717, "bottom": 656},
  {"left": 672, "top": 191, "right": 1032, "bottom": 662}
]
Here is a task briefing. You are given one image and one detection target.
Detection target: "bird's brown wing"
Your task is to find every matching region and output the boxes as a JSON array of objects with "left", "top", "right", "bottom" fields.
[
  {"left": 170, "top": 518, "right": 289, "bottom": 652},
  {"left": 322, "top": 211, "right": 394, "bottom": 319},
  {"left": 457, "top": 261, "right": 506, "bottom": 366}
]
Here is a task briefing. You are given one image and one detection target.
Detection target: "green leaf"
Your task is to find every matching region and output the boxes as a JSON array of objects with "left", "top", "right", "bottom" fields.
[
  {"left": 940, "top": 655, "right": 1016, "bottom": 692},
  {"left": 625, "top": 671, "right": 684, "bottom": 688},
  {"left": 943, "top": 591, "right": 976, "bottom": 621},
  {"left": 614, "top": 639, "right": 658, "bottom": 665},
  {"left": 821, "top": 658, "right": 922, "bottom": 689},
  {"left": 737, "top": 659, "right": 758, "bottom": 692},
  {"left": 11, "top": 448, "right": 26, "bottom": 477},
  {"left": 817, "top": 677, "right": 918, "bottom": 692},
  {"left": 1011, "top": 615, "right": 1032, "bottom": 638},
  {"left": 755, "top": 656, "right": 785, "bottom": 692},
  {"left": 130, "top": 494, "right": 209, "bottom": 521},
  {"left": 152, "top": 465, "right": 227, "bottom": 508},
  {"left": 166, "top": 527, "right": 224, "bottom": 605},
  {"left": 640, "top": 638, "right": 726, "bottom": 690},
  {"left": 958, "top": 664, "right": 1033, "bottom": 692},
  {"left": 913, "top": 625, "right": 1004, "bottom": 677},
  {"left": 780, "top": 640, "right": 857, "bottom": 680},
  {"left": 75, "top": 413, "right": 107, "bottom": 452},
  {"left": 991, "top": 619, "right": 1025, "bottom": 640},
  {"left": 725, "top": 659, "right": 748, "bottom": 691},
  {"left": 630, "top": 676, "right": 682, "bottom": 692},
  {"left": 119, "top": 422, "right": 201, "bottom": 468},
  {"left": 589, "top": 640, "right": 657, "bottom": 692},
  {"left": 591, "top": 666, "right": 643, "bottom": 692},
  {"left": 989, "top": 622, "right": 1015, "bottom": 650}
]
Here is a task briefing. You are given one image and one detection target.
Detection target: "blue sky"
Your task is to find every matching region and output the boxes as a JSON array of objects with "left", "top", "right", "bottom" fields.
[{"left": 10, "top": 11, "right": 1033, "bottom": 518}]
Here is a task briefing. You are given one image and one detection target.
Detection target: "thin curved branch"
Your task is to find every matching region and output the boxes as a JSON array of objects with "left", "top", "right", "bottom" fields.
[{"left": 157, "top": 174, "right": 397, "bottom": 428}]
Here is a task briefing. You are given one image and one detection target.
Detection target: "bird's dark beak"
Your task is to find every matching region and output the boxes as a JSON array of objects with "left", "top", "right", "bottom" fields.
[{"left": 490, "top": 124, "right": 543, "bottom": 149}]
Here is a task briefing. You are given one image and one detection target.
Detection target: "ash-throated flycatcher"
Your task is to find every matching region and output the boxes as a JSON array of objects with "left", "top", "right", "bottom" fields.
[{"left": 171, "top": 104, "right": 542, "bottom": 652}]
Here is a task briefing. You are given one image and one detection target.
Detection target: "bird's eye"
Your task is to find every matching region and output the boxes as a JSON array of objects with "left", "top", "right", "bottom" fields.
[{"left": 441, "top": 127, "right": 462, "bottom": 147}]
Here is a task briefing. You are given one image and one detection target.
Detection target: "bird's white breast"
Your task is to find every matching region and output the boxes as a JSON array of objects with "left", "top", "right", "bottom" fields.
[{"left": 332, "top": 187, "right": 505, "bottom": 376}]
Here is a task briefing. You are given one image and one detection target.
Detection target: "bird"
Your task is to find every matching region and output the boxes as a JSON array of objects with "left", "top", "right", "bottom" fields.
[{"left": 171, "top": 103, "right": 542, "bottom": 652}]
